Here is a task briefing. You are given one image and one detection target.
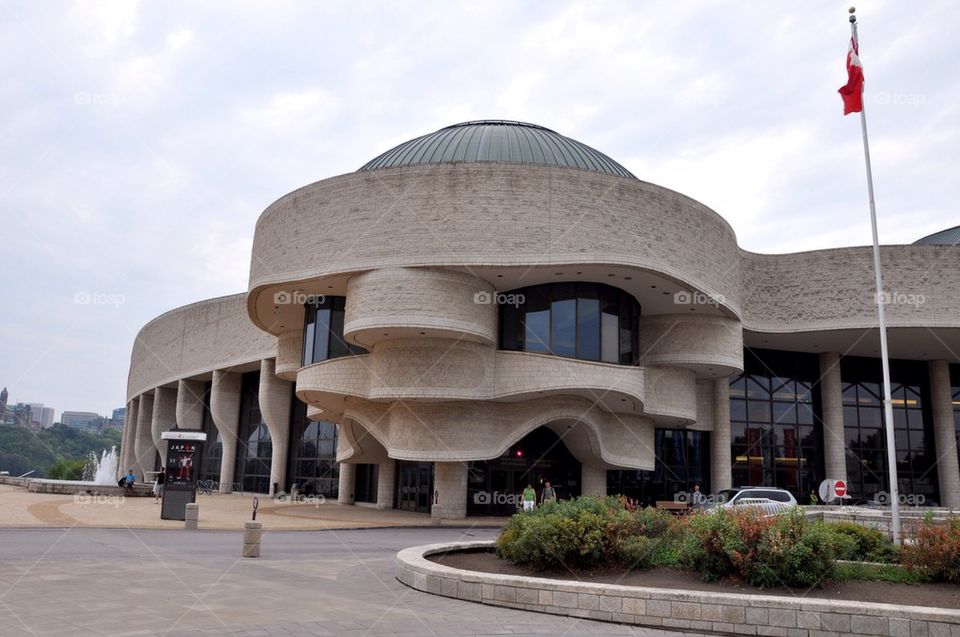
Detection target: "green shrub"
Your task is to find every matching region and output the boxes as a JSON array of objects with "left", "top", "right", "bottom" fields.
[
  {"left": 619, "top": 536, "right": 658, "bottom": 568},
  {"left": 825, "top": 522, "right": 898, "bottom": 563},
  {"left": 495, "top": 496, "right": 675, "bottom": 571},
  {"left": 679, "top": 508, "right": 839, "bottom": 588},
  {"left": 901, "top": 516, "right": 960, "bottom": 583}
]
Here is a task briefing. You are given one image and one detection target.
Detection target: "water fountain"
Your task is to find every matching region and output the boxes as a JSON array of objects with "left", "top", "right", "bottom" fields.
[
  {"left": 82, "top": 446, "right": 120, "bottom": 485},
  {"left": 26, "top": 445, "right": 138, "bottom": 495}
]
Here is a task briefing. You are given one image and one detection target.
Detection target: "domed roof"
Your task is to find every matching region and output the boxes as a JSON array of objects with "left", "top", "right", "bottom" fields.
[
  {"left": 359, "top": 120, "right": 635, "bottom": 178},
  {"left": 913, "top": 225, "right": 960, "bottom": 246}
]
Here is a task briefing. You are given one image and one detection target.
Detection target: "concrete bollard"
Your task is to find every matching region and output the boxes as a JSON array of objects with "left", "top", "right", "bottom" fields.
[
  {"left": 430, "top": 505, "right": 442, "bottom": 526},
  {"left": 184, "top": 503, "right": 199, "bottom": 530},
  {"left": 243, "top": 521, "right": 262, "bottom": 558}
]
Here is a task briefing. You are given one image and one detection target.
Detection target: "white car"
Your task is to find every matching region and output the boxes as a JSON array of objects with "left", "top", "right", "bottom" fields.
[{"left": 700, "top": 487, "right": 797, "bottom": 516}]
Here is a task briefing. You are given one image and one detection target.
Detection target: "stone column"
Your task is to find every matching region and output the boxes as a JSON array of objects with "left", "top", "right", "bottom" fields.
[
  {"left": 337, "top": 463, "right": 355, "bottom": 505},
  {"left": 259, "top": 358, "right": 292, "bottom": 495},
  {"left": 176, "top": 379, "right": 206, "bottom": 430},
  {"left": 710, "top": 377, "right": 732, "bottom": 491},
  {"left": 119, "top": 397, "right": 138, "bottom": 479},
  {"left": 210, "top": 370, "right": 241, "bottom": 493},
  {"left": 929, "top": 360, "right": 960, "bottom": 509},
  {"left": 150, "top": 386, "right": 177, "bottom": 467},
  {"left": 376, "top": 461, "right": 396, "bottom": 509},
  {"left": 581, "top": 464, "right": 607, "bottom": 497},
  {"left": 434, "top": 462, "right": 467, "bottom": 518},
  {"left": 819, "top": 352, "right": 848, "bottom": 483},
  {"left": 134, "top": 392, "right": 155, "bottom": 481}
]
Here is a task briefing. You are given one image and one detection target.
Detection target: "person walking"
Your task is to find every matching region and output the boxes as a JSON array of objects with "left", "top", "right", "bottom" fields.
[
  {"left": 153, "top": 467, "right": 166, "bottom": 503},
  {"left": 522, "top": 483, "right": 536, "bottom": 512},
  {"left": 541, "top": 480, "right": 557, "bottom": 504}
]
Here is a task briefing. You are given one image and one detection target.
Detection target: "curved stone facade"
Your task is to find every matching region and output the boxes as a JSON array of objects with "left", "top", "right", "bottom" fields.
[{"left": 121, "top": 120, "right": 960, "bottom": 512}]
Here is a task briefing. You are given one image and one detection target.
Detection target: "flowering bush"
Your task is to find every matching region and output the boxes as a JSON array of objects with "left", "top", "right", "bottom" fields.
[
  {"left": 679, "top": 508, "right": 840, "bottom": 588},
  {"left": 901, "top": 515, "right": 960, "bottom": 583}
]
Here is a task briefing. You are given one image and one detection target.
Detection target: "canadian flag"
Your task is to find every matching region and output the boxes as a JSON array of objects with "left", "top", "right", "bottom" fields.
[{"left": 838, "top": 36, "right": 864, "bottom": 115}]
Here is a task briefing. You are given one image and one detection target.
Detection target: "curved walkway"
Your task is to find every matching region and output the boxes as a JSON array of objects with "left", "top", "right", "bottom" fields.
[{"left": 0, "top": 527, "right": 704, "bottom": 637}]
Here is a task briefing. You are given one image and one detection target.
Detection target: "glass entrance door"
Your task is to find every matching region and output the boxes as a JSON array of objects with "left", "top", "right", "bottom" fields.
[{"left": 396, "top": 462, "right": 433, "bottom": 513}]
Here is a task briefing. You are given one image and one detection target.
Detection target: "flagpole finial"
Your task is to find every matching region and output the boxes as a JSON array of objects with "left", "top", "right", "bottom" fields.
[{"left": 849, "top": 6, "right": 857, "bottom": 23}]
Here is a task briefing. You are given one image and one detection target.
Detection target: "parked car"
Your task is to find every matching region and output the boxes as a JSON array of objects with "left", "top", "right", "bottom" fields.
[{"left": 696, "top": 486, "right": 797, "bottom": 516}]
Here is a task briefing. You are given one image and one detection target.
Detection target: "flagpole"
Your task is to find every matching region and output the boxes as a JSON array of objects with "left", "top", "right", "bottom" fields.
[{"left": 849, "top": 7, "right": 901, "bottom": 545}]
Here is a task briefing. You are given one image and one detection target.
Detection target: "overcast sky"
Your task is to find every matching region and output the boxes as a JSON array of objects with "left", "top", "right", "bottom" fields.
[{"left": 1, "top": 1, "right": 957, "bottom": 416}]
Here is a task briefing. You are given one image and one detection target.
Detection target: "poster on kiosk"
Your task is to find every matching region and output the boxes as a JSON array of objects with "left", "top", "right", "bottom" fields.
[{"left": 160, "top": 430, "right": 206, "bottom": 520}]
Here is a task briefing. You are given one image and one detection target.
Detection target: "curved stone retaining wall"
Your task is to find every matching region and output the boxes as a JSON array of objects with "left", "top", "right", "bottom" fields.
[{"left": 396, "top": 541, "right": 960, "bottom": 637}]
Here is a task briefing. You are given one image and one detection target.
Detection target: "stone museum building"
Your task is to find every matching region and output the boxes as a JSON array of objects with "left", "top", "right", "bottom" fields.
[{"left": 121, "top": 120, "right": 960, "bottom": 515}]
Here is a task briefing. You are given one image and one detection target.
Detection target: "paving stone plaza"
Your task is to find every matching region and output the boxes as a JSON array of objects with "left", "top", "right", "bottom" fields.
[{"left": 0, "top": 527, "right": 704, "bottom": 637}]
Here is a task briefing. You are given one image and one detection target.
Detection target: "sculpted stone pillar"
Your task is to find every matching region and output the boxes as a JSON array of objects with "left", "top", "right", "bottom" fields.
[
  {"left": 819, "top": 352, "right": 848, "bottom": 483},
  {"left": 210, "top": 370, "right": 241, "bottom": 493},
  {"left": 120, "top": 397, "right": 138, "bottom": 479},
  {"left": 376, "top": 461, "right": 396, "bottom": 509},
  {"left": 929, "top": 360, "right": 960, "bottom": 509},
  {"left": 176, "top": 379, "right": 206, "bottom": 430},
  {"left": 338, "top": 463, "right": 355, "bottom": 505},
  {"left": 434, "top": 462, "right": 467, "bottom": 518},
  {"left": 150, "top": 386, "right": 177, "bottom": 467},
  {"left": 581, "top": 464, "right": 607, "bottom": 497},
  {"left": 134, "top": 392, "right": 155, "bottom": 481},
  {"left": 710, "top": 377, "right": 732, "bottom": 491},
  {"left": 259, "top": 358, "right": 292, "bottom": 495}
]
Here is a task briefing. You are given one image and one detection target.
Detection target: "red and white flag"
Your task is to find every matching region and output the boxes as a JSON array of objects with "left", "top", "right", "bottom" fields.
[{"left": 838, "top": 36, "right": 864, "bottom": 115}]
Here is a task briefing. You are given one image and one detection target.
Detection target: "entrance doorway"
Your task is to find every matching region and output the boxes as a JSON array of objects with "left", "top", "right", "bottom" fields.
[
  {"left": 467, "top": 427, "right": 582, "bottom": 516},
  {"left": 396, "top": 461, "right": 433, "bottom": 513}
]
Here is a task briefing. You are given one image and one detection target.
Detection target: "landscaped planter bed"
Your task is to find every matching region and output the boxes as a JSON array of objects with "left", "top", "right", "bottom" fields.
[
  {"left": 430, "top": 546, "right": 960, "bottom": 610},
  {"left": 397, "top": 541, "right": 960, "bottom": 636}
]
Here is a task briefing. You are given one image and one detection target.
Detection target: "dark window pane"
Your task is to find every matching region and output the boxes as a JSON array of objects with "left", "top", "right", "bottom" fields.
[
  {"left": 327, "top": 308, "right": 348, "bottom": 358},
  {"left": 550, "top": 296, "right": 576, "bottom": 357},
  {"left": 313, "top": 308, "right": 331, "bottom": 362},
  {"left": 576, "top": 294, "right": 600, "bottom": 361}
]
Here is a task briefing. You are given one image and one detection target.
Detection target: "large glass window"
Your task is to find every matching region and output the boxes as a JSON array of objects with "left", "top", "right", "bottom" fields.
[
  {"left": 841, "top": 357, "right": 939, "bottom": 504},
  {"left": 952, "top": 365, "right": 960, "bottom": 466},
  {"left": 729, "top": 349, "right": 822, "bottom": 503},
  {"left": 286, "top": 393, "right": 339, "bottom": 498},
  {"left": 199, "top": 382, "right": 221, "bottom": 483},
  {"left": 607, "top": 429, "right": 710, "bottom": 507},
  {"left": 234, "top": 372, "right": 272, "bottom": 493},
  {"left": 499, "top": 282, "right": 639, "bottom": 365},
  {"left": 302, "top": 296, "right": 367, "bottom": 365}
]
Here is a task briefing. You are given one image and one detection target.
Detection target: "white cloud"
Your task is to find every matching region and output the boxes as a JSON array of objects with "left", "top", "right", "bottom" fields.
[{"left": 1, "top": 0, "right": 957, "bottom": 414}]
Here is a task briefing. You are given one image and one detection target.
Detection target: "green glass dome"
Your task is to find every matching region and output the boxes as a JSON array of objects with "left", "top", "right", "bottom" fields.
[
  {"left": 913, "top": 225, "right": 960, "bottom": 246},
  {"left": 359, "top": 120, "right": 635, "bottom": 179}
]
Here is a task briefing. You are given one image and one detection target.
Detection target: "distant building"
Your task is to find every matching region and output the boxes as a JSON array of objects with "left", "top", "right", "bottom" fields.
[
  {"left": 61, "top": 411, "right": 102, "bottom": 431},
  {"left": 108, "top": 407, "right": 126, "bottom": 430},
  {"left": 41, "top": 407, "right": 55, "bottom": 428},
  {"left": 12, "top": 403, "right": 40, "bottom": 431}
]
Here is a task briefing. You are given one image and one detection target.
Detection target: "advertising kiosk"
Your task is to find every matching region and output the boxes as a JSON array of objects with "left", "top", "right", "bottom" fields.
[{"left": 160, "top": 430, "right": 206, "bottom": 520}]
